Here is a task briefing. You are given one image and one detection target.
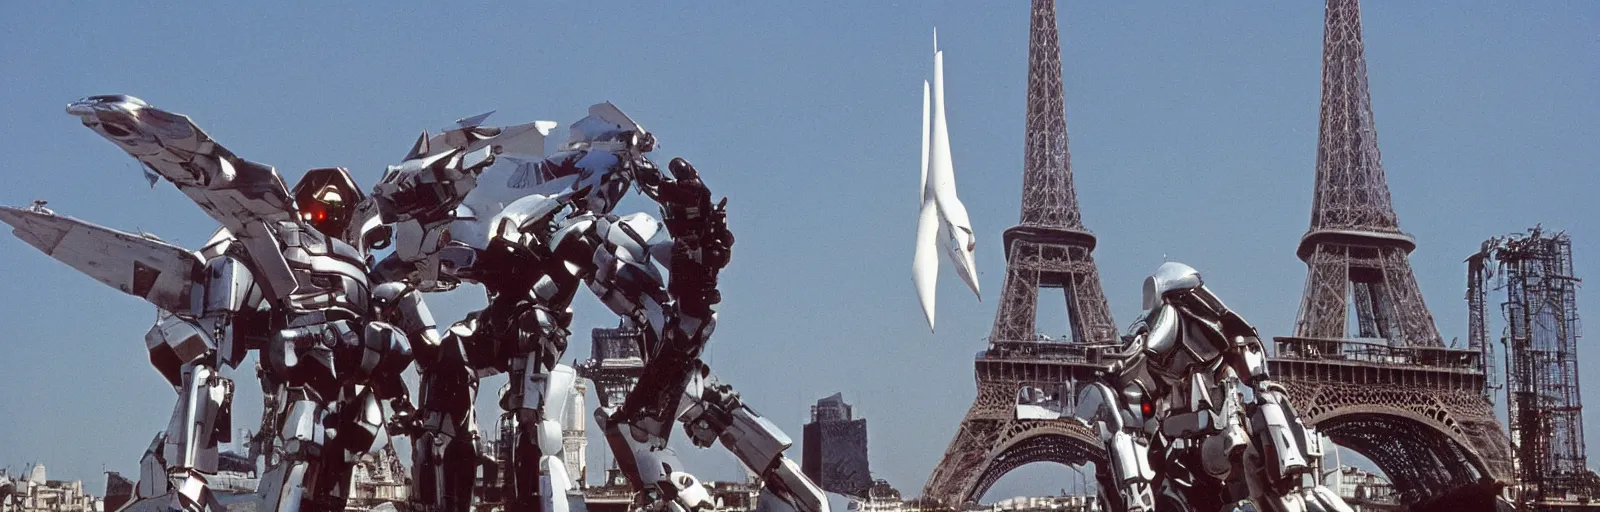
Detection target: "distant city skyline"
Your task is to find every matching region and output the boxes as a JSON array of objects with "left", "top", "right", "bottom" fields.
[{"left": 0, "top": 1, "right": 1596, "bottom": 503}]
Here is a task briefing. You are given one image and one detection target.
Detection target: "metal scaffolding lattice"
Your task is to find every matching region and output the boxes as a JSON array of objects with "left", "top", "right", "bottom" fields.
[{"left": 1474, "top": 227, "right": 1600, "bottom": 504}]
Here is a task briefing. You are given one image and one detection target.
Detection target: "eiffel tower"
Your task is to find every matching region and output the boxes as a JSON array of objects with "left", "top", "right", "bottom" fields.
[
  {"left": 922, "top": 0, "right": 1116, "bottom": 505},
  {"left": 1267, "top": 0, "right": 1513, "bottom": 505}
]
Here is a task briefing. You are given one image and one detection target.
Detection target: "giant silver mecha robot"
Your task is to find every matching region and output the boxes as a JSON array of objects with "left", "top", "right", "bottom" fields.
[
  {"left": 1074, "top": 262, "right": 1353, "bottom": 512},
  {"left": 372, "top": 104, "right": 827, "bottom": 512},
  {"left": 0, "top": 95, "right": 472, "bottom": 512}
]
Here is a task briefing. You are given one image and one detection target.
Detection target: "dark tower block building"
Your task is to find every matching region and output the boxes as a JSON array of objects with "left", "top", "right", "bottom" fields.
[
  {"left": 923, "top": 0, "right": 1113, "bottom": 506},
  {"left": 801, "top": 393, "right": 872, "bottom": 497},
  {"left": 1267, "top": 0, "right": 1512, "bottom": 507}
]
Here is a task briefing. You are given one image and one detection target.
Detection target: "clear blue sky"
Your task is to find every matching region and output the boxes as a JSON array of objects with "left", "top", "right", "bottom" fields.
[{"left": 1, "top": 1, "right": 1595, "bottom": 502}]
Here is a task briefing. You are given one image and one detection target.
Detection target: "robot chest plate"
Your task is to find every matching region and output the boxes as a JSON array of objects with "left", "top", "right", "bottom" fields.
[{"left": 279, "top": 229, "right": 371, "bottom": 316}]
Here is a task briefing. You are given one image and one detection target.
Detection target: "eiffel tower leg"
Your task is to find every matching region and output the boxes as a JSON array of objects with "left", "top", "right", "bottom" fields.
[
  {"left": 1295, "top": 246, "right": 1350, "bottom": 340},
  {"left": 923, "top": 411, "right": 1004, "bottom": 507}
]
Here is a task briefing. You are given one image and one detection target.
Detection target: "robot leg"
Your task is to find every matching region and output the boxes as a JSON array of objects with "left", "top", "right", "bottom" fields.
[
  {"left": 257, "top": 396, "right": 328, "bottom": 512},
  {"left": 126, "top": 361, "right": 233, "bottom": 512},
  {"left": 411, "top": 360, "right": 480, "bottom": 512},
  {"left": 676, "top": 368, "right": 826, "bottom": 512},
  {"left": 315, "top": 386, "right": 394, "bottom": 512},
  {"left": 596, "top": 408, "right": 713, "bottom": 512},
  {"left": 503, "top": 359, "right": 580, "bottom": 512}
]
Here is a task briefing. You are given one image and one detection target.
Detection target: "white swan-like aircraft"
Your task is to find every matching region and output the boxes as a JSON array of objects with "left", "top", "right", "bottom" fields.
[{"left": 914, "top": 30, "right": 981, "bottom": 332}]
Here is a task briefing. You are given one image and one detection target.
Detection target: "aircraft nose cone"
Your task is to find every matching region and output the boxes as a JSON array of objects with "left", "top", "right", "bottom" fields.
[
  {"left": 65, "top": 95, "right": 147, "bottom": 116},
  {"left": 64, "top": 101, "right": 96, "bottom": 116}
]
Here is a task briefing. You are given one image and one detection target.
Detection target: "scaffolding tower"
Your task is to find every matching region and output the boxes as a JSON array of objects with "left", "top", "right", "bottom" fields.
[
  {"left": 1466, "top": 240, "right": 1501, "bottom": 404},
  {"left": 1469, "top": 226, "right": 1600, "bottom": 504}
]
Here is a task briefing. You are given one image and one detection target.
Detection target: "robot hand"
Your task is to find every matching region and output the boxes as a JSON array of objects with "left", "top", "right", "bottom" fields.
[
  {"left": 643, "top": 157, "right": 734, "bottom": 315},
  {"left": 675, "top": 370, "right": 828, "bottom": 512},
  {"left": 662, "top": 158, "right": 735, "bottom": 268},
  {"left": 642, "top": 472, "right": 716, "bottom": 512}
]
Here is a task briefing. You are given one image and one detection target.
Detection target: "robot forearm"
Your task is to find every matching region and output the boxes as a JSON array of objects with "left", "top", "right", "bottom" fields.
[
  {"left": 1074, "top": 382, "right": 1156, "bottom": 511},
  {"left": 1247, "top": 382, "right": 1316, "bottom": 483},
  {"left": 675, "top": 371, "right": 827, "bottom": 512},
  {"left": 651, "top": 158, "right": 735, "bottom": 279},
  {"left": 190, "top": 254, "right": 257, "bottom": 370}
]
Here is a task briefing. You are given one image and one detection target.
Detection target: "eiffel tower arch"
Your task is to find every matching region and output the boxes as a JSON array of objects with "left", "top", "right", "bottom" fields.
[
  {"left": 922, "top": 0, "right": 1115, "bottom": 506},
  {"left": 1269, "top": 0, "right": 1513, "bottom": 505}
]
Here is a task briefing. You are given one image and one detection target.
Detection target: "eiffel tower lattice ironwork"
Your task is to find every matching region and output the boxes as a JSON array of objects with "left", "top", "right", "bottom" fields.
[
  {"left": 1267, "top": 0, "right": 1513, "bottom": 505},
  {"left": 922, "top": 0, "right": 1116, "bottom": 506}
]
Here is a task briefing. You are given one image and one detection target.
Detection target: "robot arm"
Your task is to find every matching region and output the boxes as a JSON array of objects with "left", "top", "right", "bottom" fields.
[
  {"left": 638, "top": 157, "right": 735, "bottom": 314},
  {"left": 1075, "top": 380, "right": 1157, "bottom": 512},
  {"left": 676, "top": 368, "right": 826, "bottom": 512},
  {"left": 1178, "top": 284, "right": 1319, "bottom": 486},
  {"left": 1170, "top": 275, "right": 1332, "bottom": 500},
  {"left": 601, "top": 157, "right": 735, "bottom": 444},
  {"left": 370, "top": 282, "right": 435, "bottom": 429},
  {"left": 128, "top": 254, "right": 257, "bottom": 512},
  {"left": 144, "top": 251, "right": 260, "bottom": 388}
]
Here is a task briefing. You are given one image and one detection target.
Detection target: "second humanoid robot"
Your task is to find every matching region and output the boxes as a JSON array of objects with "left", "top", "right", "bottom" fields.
[
  {"left": 372, "top": 104, "right": 826, "bottom": 512},
  {"left": 1075, "top": 262, "right": 1352, "bottom": 512}
]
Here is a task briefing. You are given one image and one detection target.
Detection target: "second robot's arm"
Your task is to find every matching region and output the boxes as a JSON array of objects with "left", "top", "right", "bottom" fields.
[{"left": 1075, "top": 366, "right": 1158, "bottom": 511}]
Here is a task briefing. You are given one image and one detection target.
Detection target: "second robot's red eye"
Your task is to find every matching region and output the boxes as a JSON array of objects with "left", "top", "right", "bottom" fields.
[{"left": 1141, "top": 400, "right": 1153, "bottom": 417}]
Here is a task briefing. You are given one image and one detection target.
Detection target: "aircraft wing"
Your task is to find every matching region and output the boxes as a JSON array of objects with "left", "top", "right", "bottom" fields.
[
  {"left": 0, "top": 205, "right": 204, "bottom": 313},
  {"left": 913, "top": 195, "right": 940, "bottom": 332}
]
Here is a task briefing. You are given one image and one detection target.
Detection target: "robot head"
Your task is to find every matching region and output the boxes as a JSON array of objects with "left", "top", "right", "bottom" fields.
[
  {"left": 292, "top": 168, "right": 362, "bottom": 240},
  {"left": 1143, "top": 261, "right": 1203, "bottom": 311}
]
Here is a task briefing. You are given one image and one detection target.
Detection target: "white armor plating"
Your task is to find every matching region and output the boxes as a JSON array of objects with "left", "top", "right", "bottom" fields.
[
  {"left": 1075, "top": 262, "right": 1353, "bottom": 512},
  {"left": 913, "top": 30, "right": 981, "bottom": 332}
]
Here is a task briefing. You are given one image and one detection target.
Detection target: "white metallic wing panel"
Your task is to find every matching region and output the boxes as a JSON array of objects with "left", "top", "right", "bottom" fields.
[{"left": 0, "top": 205, "right": 204, "bottom": 313}]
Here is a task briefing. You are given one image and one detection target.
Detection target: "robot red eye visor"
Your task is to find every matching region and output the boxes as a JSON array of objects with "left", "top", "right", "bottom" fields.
[{"left": 291, "top": 167, "right": 363, "bottom": 238}]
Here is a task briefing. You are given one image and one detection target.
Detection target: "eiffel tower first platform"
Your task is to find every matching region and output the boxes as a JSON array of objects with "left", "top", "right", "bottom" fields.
[
  {"left": 921, "top": 0, "right": 1119, "bottom": 506},
  {"left": 1268, "top": 0, "right": 1513, "bottom": 506}
]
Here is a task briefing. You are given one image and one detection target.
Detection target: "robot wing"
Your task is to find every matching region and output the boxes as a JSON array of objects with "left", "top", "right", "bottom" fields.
[
  {"left": 66, "top": 95, "right": 299, "bottom": 300},
  {"left": 0, "top": 205, "right": 204, "bottom": 313},
  {"left": 568, "top": 102, "right": 645, "bottom": 148}
]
